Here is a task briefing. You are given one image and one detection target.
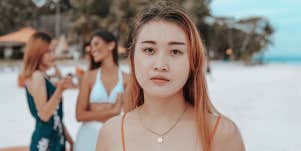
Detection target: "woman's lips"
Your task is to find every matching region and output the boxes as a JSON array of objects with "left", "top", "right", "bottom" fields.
[
  {"left": 92, "top": 51, "right": 98, "bottom": 57},
  {"left": 150, "top": 77, "right": 170, "bottom": 85}
]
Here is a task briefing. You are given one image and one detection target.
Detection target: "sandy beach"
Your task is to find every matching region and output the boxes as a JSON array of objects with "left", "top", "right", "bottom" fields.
[{"left": 0, "top": 61, "right": 300, "bottom": 151}]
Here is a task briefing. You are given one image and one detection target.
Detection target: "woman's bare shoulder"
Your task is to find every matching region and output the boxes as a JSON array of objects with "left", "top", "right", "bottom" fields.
[
  {"left": 212, "top": 115, "right": 245, "bottom": 151},
  {"left": 97, "top": 115, "right": 123, "bottom": 150},
  {"left": 102, "top": 115, "right": 123, "bottom": 133},
  {"left": 83, "top": 69, "right": 98, "bottom": 78},
  {"left": 81, "top": 69, "right": 98, "bottom": 84},
  {"left": 100, "top": 110, "right": 138, "bottom": 135},
  {"left": 26, "top": 71, "right": 45, "bottom": 88},
  {"left": 96, "top": 110, "right": 141, "bottom": 151},
  {"left": 98, "top": 110, "right": 138, "bottom": 141}
]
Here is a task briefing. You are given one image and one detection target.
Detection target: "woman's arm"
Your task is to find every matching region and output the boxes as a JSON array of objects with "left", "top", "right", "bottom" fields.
[
  {"left": 89, "top": 102, "right": 114, "bottom": 111},
  {"left": 76, "top": 72, "right": 121, "bottom": 123},
  {"left": 63, "top": 124, "right": 74, "bottom": 151},
  {"left": 28, "top": 71, "right": 71, "bottom": 122}
]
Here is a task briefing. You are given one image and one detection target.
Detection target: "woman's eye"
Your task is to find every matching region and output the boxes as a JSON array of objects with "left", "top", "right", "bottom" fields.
[
  {"left": 143, "top": 48, "right": 154, "bottom": 55},
  {"left": 171, "top": 49, "right": 183, "bottom": 55},
  {"left": 92, "top": 42, "right": 98, "bottom": 47}
]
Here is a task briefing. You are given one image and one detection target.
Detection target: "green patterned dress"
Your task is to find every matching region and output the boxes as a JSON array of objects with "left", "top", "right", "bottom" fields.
[{"left": 25, "top": 78, "right": 65, "bottom": 151}]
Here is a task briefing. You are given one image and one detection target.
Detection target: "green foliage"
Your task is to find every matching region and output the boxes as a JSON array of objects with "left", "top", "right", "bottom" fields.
[
  {"left": 0, "top": 0, "right": 274, "bottom": 61},
  {"left": 0, "top": 0, "right": 36, "bottom": 35},
  {"left": 0, "top": 0, "right": 71, "bottom": 35},
  {"left": 200, "top": 16, "right": 274, "bottom": 62}
]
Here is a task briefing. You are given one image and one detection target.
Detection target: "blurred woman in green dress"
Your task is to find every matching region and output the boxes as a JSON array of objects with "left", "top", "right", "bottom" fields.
[{"left": 21, "top": 32, "right": 74, "bottom": 151}]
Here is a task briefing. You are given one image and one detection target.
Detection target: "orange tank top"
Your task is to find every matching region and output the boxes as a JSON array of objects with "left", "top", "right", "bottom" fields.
[{"left": 120, "top": 114, "right": 221, "bottom": 151}]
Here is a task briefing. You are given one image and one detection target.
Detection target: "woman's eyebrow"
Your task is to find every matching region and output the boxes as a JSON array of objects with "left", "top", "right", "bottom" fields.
[
  {"left": 168, "top": 41, "right": 186, "bottom": 45},
  {"left": 141, "top": 40, "right": 156, "bottom": 44},
  {"left": 141, "top": 41, "right": 186, "bottom": 45}
]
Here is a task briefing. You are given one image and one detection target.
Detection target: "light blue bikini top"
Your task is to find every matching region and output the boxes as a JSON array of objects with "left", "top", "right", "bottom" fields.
[{"left": 89, "top": 68, "right": 124, "bottom": 103}]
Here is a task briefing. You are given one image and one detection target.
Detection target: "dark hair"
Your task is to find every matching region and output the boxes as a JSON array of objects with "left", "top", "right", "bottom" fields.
[
  {"left": 91, "top": 30, "right": 119, "bottom": 66},
  {"left": 32, "top": 32, "right": 52, "bottom": 44},
  {"left": 83, "top": 42, "right": 101, "bottom": 70}
]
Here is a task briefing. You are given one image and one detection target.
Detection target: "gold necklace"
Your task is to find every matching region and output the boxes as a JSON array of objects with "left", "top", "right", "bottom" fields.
[{"left": 138, "top": 105, "right": 187, "bottom": 144}]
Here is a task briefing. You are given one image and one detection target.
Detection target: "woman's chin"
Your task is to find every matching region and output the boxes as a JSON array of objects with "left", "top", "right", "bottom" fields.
[
  {"left": 145, "top": 90, "right": 176, "bottom": 99},
  {"left": 47, "top": 63, "right": 55, "bottom": 68},
  {"left": 93, "top": 56, "right": 103, "bottom": 62}
]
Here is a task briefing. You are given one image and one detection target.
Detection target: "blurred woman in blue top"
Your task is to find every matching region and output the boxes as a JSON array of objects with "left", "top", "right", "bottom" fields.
[{"left": 74, "top": 30, "right": 128, "bottom": 151}]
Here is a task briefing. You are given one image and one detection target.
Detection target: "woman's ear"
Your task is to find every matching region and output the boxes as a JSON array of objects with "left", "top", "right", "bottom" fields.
[{"left": 108, "top": 41, "right": 116, "bottom": 51}]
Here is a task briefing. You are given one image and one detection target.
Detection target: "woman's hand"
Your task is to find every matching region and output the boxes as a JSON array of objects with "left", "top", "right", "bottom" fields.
[
  {"left": 57, "top": 76, "right": 73, "bottom": 91},
  {"left": 89, "top": 93, "right": 124, "bottom": 113},
  {"left": 63, "top": 124, "right": 74, "bottom": 151},
  {"left": 67, "top": 138, "right": 74, "bottom": 151},
  {"left": 89, "top": 103, "right": 114, "bottom": 111},
  {"left": 112, "top": 93, "right": 124, "bottom": 115}
]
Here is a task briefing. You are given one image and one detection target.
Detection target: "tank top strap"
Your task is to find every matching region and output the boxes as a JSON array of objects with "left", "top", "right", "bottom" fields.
[
  {"left": 121, "top": 113, "right": 127, "bottom": 151},
  {"left": 210, "top": 116, "right": 221, "bottom": 141},
  {"left": 96, "top": 68, "right": 102, "bottom": 82},
  {"left": 118, "top": 68, "right": 123, "bottom": 86},
  {"left": 92, "top": 68, "right": 102, "bottom": 93}
]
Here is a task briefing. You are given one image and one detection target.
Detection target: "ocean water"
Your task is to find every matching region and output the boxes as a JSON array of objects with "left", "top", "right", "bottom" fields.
[
  {"left": 263, "top": 56, "right": 301, "bottom": 64},
  {"left": 253, "top": 52, "right": 301, "bottom": 64}
]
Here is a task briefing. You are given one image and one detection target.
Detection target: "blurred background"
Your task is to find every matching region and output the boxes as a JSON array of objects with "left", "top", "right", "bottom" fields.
[{"left": 0, "top": 0, "right": 300, "bottom": 151}]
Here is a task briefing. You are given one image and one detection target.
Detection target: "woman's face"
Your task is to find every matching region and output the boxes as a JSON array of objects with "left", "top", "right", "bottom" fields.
[
  {"left": 134, "top": 21, "right": 190, "bottom": 98},
  {"left": 85, "top": 45, "right": 92, "bottom": 60},
  {"left": 90, "top": 36, "right": 113, "bottom": 62},
  {"left": 40, "top": 44, "right": 55, "bottom": 69}
]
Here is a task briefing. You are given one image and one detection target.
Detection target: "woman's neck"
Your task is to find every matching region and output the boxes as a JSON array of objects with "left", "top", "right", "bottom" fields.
[
  {"left": 140, "top": 91, "right": 187, "bottom": 122},
  {"left": 38, "top": 65, "right": 48, "bottom": 75},
  {"left": 101, "top": 56, "right": 118, "bottom": 73}
]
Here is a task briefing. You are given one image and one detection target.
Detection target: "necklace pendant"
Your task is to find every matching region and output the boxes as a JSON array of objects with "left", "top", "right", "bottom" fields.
[{"left": 157, "top": 136, "right": 163, "bottom": 144}]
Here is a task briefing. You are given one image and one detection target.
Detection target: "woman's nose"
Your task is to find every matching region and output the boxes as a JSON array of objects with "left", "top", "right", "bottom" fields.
[{"left": 153, "top": 53, "right": 169, "bottom": 72}]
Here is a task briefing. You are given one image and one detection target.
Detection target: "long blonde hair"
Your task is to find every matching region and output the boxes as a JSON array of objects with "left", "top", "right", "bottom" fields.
[
  {"left": 21, "top": 32, "right": 52, "bottom": 80},
  {"left": 125, "top": 2, "right": 220, "bottom": 151}
]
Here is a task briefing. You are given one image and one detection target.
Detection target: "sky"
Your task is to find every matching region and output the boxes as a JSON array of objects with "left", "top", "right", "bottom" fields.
[{"left": 210, "top": 0, "right": 301, "bottom": 58}]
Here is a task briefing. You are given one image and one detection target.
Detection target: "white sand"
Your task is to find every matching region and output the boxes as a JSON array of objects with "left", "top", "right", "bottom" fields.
[{"left": 0, "top": 61, "right": 300, "bottom": 151}]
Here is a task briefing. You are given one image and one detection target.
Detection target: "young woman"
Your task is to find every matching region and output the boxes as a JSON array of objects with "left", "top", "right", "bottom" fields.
[
  {"left": 22, "top": 32, "right": 74, "bottom": 151},
  {"left": 96, "top": 2, "right": 245, "bottom": 151},
  {"left": 84, "top": 42, "right": 101, "bottom": 71},
  {"left": 74, "top": 31, "right": 128, "bottom": 151},
  {"left": 75, "top": 42, "right": 101, "bottom": 87}
]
